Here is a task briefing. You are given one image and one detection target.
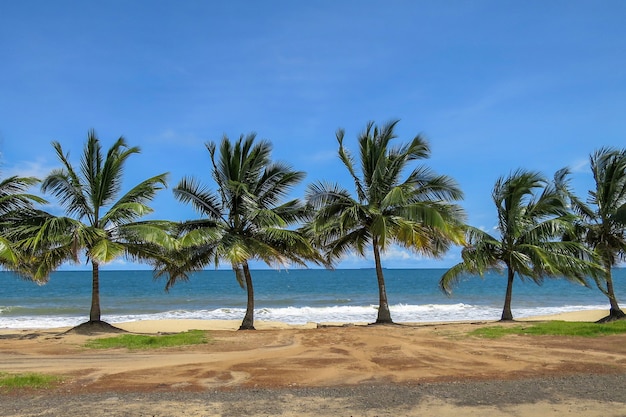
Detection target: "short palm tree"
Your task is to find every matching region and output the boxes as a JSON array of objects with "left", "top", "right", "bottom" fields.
[
  {"left": 23, "top": 130, "right": 169, "bottom": 330},
  {"left": 162, "top": 134, "right": 323, "bottom": 330},
  {"left": 0, "top": 174, "right": 46, "bottom": 269},
  {"left": 440, "top": 169, "right": 596, "bottom": 321},
  {"left": 306, "top": 120, "right": 465, "bottom": 324},
  {"left": 566, "top": 148, "right": 626, "bottom": 321}
]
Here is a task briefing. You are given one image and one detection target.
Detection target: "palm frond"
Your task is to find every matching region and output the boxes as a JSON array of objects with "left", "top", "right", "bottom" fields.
[
  {"left": 0, "top": 175, "right": 46, "bottom": 214},
  {"left": 174, "top": 177, "right": 223, "bottom": 220},
  {"left": 0, "top": 236, "right": 18, "bottom": 265},
  {"left": 104, "top": 172, "right": 168, "bottom": 225},
  {"left": 88, "top": 238, "right": 125, "bottom": 264},
  {"left": 439, "top": 262, "right": 472, "bottom": 295},
  {"left": 41, "top": 167, "right": 92, "bottom": 221},
  {"left": 337, "top": 128, "right": 366, "bottom": 202},
  {"left": 404, "top": 167, "right": 464, "bottom": 202}
]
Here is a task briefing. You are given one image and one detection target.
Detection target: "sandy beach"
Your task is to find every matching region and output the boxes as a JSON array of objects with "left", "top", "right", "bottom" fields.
[{"left": 1, "top": 309, "right": 625, "bottom": 416}]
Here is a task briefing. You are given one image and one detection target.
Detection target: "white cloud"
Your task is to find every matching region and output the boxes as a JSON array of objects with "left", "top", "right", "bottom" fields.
[
  {"left": 4, "top": 158, "right": 56, "bottom": 180},
  {"left": 380, "top": 245, "right": 414, "bottom": 262}
]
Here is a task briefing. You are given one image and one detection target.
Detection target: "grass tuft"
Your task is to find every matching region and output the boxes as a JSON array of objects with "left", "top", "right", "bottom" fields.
[
  {"left": 469, "top": 320, "right": 626, "bottom": 338},
  {"left": 0, "top": 372, "right": 62, "bottom": 389},
  {"left": 84, "top": 329, "right": 210, "bottom": 350}
]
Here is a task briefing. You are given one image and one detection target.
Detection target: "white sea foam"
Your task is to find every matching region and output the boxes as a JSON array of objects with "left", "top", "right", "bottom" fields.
[{"left": 0, "top": 303, "right": 609, "bottom": 329}]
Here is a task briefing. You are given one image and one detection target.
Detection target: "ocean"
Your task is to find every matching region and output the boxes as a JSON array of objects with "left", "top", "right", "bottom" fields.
[{"left": 1, "top": 268, "right": 624, "bottom": 329}]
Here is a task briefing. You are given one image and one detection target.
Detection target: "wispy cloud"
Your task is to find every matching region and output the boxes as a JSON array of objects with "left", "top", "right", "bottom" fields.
[
  {"left": 309, "top": 149, "right": 337, "bottom": 163},
  {"left": 334, "top": 244, "right": 460, "bottom": 269},
  {"left": 380, "top": 246, "right": 415, "bottom": 262},
  {"left": 442, "top": 74, "right": 555, "bottom": 122},
  {"left": 3, "top": 158, "right": 56, "bottom": 181},
  {"left": 568, "top": 158, "right": 589, "bottom": 173},
  {"left": 60, "top": 257, "right": 153, "bottom": 271}
]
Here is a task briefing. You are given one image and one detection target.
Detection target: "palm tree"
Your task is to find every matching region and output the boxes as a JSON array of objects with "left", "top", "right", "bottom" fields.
[
  {"left": 162, "top": 133, "right": 323, "bottom": 330},
  {"left": 306, "top": 120, "right": 465, "bottom": 324},
  {"left": 565, "top": 148, "right": 626, "bottom": 321},
  {"left": 440, "top": 169, "right": 596, "bottom": 321},
  {"left": 24, "top": 130, "right": 169, "bottom": 330},
  {"left": 0, "top": 174, "right": 46, "bottom": 269}
]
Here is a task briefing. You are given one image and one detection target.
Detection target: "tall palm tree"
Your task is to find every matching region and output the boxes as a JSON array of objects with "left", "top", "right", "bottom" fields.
[
  {"left": 162, "top": 133, "right": 323, "bottom": 330},
  {"left": 24, "top": 130, "right": 169, "bottom": 329},
  {"left": 0, "top": 174, "right": 46, "bottom": 269},
  {"left": 565, "top": 148, "right": 626, "bottom": 321},
  {"left": 306, "top": 120, "right": 465, "bottom": 324},
  {"left": 440, "top": 169, "right": 596, "bottom": 321}
]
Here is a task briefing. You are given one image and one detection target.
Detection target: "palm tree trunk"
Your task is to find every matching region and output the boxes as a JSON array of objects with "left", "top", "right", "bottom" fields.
[
  {"left": 373, "top": 239, "right": 393, "bottom": 324},
  {"left": 501, "top": 267, "right": 515, "bottom": 321},
  {"left": 90, "top": 261, "right": 101, "bottom": 322},
  {"left": 239, "top": 263, "right": 256, "bottom": 330},
  {"left": 603, "top": 265, "right": 625, "bottom": 321}
]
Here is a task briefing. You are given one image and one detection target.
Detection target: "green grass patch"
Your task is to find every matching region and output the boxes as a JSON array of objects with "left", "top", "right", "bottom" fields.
[
  {"left": 84, "top": 329, "right": 210, "bottom": 350},
  {"left": 470, "top": 320, "right": 626, "bottom": 338},
  {"left": 0, "top": 372, "right": 62, "bottom": 389}
]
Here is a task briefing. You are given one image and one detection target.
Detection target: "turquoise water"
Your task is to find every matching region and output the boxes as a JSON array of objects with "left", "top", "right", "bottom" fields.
[{"left": 1, "top": 268, "right": 623, "bottom": 328}]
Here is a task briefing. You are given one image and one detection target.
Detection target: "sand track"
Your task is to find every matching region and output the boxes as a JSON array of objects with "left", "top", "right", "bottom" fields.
[{"left": 1, "top": 321, "right": 625, "bottom": 392}]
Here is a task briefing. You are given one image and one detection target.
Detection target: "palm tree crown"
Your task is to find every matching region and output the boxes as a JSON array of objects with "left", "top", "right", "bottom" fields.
[
  {"left": 164, "top": 133, "right": 323, "bottom": 330},
  {"left": 26, "top": 130, "right": 169, "bottom": 325},
  {"left": 441, "top": 169, "right": 596, "bottom": 321},
  {"left": 307, "top": 120, "right": 465, "bottom": 324}
]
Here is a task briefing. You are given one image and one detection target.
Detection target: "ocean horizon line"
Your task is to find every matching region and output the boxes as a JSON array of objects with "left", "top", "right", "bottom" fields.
[{"left": 34, "top": 266, "right": 626, "bottom": 274}]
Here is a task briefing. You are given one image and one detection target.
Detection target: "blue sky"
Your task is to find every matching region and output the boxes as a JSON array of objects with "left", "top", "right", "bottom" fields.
[{"left": 1, "top": 1, "right": 625, "bottom": 270}]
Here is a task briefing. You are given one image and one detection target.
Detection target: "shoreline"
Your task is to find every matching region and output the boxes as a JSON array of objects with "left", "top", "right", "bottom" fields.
[{"left": 0, "top": 309, "right": 611, "bottom": 335}]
